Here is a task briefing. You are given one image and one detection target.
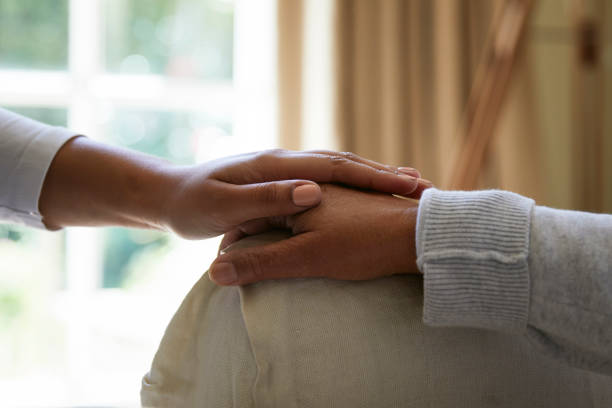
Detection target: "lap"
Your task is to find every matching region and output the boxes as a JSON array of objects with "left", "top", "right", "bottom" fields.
[{"left": 141, "top": 231, "right": 611, "bottom": 407}]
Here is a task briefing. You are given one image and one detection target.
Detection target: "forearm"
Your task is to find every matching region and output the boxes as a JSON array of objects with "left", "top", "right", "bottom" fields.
[
  {"left": 39, "top": 136, "right": 177, "bottom": 230},
  {"left": 526, "top": 205, "right": 612, "bottom": 374}
]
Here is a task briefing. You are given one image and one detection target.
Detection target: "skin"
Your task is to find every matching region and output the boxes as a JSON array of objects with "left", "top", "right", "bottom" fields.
[
  {"left": 39, "top": 136, "right": 431, "bottom": 240},
  {"left": 210, "top": 184, "right": 421, "bottom": 286}
]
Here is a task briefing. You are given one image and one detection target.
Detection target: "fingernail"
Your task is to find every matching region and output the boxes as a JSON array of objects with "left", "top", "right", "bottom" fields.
[
  {"left": 399, "top": 175, "right": 418, "bottom": 193},
  {"left": 292, "top": 184, "right": 321, "bottom": 206},
  {"left": 398, "top": 167, "right": 420, "bottom": 178},
  {"left": 210, "top": 262, "right": 237, "bottom": 285},
  {"left": 418, "top": 178, "right": 434, "bottom": 188}
]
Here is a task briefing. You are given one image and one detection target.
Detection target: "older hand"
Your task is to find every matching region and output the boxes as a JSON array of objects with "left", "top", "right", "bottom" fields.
[
  {"left": 164, "top": 149, "right": 429, "bottom": 239},
  {"left": 209, "top": 184, "right": 420, "bottom": 285}
]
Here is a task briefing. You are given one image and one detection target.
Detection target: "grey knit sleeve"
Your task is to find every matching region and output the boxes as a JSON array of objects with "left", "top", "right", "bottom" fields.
[{"left": 416, "top": 188, "right": 612, "bottom": 375}]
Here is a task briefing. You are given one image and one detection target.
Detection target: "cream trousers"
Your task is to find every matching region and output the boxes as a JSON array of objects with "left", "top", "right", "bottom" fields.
[{"left": 141, "top": 231, "right": 612, "bottom": 407}]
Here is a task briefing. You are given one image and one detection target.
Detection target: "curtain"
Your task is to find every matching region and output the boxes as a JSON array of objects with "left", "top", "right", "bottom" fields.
[{"left": 277, "top": 0, "right": 611, "bottom": 212}]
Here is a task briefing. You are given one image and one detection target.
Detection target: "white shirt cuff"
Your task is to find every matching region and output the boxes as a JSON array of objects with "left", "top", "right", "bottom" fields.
[{"left": 0, "top": 108, "right": 79, "bottom": 229}]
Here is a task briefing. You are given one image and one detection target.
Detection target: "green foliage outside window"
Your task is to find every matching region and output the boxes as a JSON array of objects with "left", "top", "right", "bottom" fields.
[
  {"left": 0, "top": 0, "right": 68, "bottom": 70},
  {"left": 5, "top": 106, "right": 67, "bottom": 127},
  {"left": 105, "top": 0, "right": 234, "bottom": 79}
]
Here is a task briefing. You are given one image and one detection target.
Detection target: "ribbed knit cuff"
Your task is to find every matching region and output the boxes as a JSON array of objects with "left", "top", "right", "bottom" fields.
[{"left": 416, "top": 188, "right": 535, "bottom": 333}]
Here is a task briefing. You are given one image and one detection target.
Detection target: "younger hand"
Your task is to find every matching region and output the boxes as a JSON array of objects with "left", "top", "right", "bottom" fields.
[{"left": 164, "top": 149, "right": 428, "bottom": 239}]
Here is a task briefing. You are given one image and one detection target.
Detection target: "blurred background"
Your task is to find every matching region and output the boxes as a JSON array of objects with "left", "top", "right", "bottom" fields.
[{"left": 0, "top": 0, "right": 610, "bottom": 406}]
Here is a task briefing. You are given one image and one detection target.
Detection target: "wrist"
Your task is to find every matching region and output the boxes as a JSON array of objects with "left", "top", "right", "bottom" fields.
[
  {"left": 398, "top": 204, "right": 419, "bottom": 274},
  {"left": 379, "top": 199, "right": 419, "bottom": 275},
  {"left": 155, "top": 163, "right": 217, "bottom": 238},
  {"left": 128, "top": 160, "right": 179, "bottom": 231}
]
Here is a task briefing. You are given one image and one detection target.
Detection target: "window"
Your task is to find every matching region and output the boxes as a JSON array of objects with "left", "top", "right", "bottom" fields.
[
  {"left": 0, "top": 0, "right": 276, "bottom": 406},
  {"left": 0, "top": 0, "right": 69, "bottom": 70}
]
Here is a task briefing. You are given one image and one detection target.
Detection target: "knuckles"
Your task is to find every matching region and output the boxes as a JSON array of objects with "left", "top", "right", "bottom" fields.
[
  {"left": 329, "top": 155, "right": 350, "bottom": 170},
  {"left": 339, "top": 151, "right": 357, "bottom": 161},
  {"left": 255, "top": 148, "right": 289, "bottom": 164},
  {"left": 239, "top": 252, "right": 267, "bottom": 282},
  {"left": 253, "top": 182, "right": 283, "bottom": 204}
]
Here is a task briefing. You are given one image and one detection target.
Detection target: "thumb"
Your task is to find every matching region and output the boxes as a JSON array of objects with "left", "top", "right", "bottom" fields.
[
  {"left": 228, "top": 181, "right": 322, "bottom": 222},
  {"left": 209, "top": 232, "right": 327, "bottom": 286}
]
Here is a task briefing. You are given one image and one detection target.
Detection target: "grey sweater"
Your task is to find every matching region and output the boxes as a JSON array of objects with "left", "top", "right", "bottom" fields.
[{"left": 416, "top": 188, "right": 612, "bottom": 376}]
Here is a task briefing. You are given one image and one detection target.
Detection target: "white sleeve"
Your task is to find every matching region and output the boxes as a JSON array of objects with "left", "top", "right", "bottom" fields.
[{"left": 0, "top": 107, "right": 79, "bottom": 229}]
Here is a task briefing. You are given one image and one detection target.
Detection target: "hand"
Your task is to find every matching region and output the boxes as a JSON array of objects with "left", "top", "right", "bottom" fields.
[
  {"left": 39, "top": 137, "right": 430, "bottom": 238},
  {"left": 163, "top": 149, "right": 429, "bottom": 239},
  {"left": 209, "top": 184, "right": 420, "bottom": 285}
]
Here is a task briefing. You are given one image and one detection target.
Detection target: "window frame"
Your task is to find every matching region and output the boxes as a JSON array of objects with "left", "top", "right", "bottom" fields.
[{"left": 0, "top": 0, "right": 277, "bottom": 405}]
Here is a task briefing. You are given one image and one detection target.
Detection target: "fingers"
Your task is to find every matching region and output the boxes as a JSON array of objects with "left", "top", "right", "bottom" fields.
[
  {"left": 306, "top": 149, "right": 399, "bottom": 173},
  {"left": 405, "top": 178, "right": 434, "bottom": 200},
  {"left": 218, "top": 218, "right": 287, "bottom": 253},
  {"left": 215, "top": 149, "right": 429, "bottom": 199},
  {"left": 398, "top": 167, "right": 421, "bottom": 178},
  {"left": 326, "top": 158, "right": 419, "bottom": 195},
  {"left": 225, "top": 180, "right": 322, "bottom": 223},
  {"left": 218, "top": 228, "right": 250, "bottom": 255},
  {"left": 247, "top": 150, "right": 420, "bottom": 196},
  {"left": 304, "top": 151, "right": 423, "bottom": 183},
  {"left": 210, "top": 232, "right": 333, "bottom": 285}
]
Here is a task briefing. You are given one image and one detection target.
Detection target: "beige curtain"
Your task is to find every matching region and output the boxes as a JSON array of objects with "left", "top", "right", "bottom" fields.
[
  {"left": 333, "top": 0, "right": 504, "bottom": 189},
  {"left": 277, "top": 0, "right": 304, "bottom": 151},
  {"left": 277, "top": 0, "right": 611, "bottom": 212}
]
